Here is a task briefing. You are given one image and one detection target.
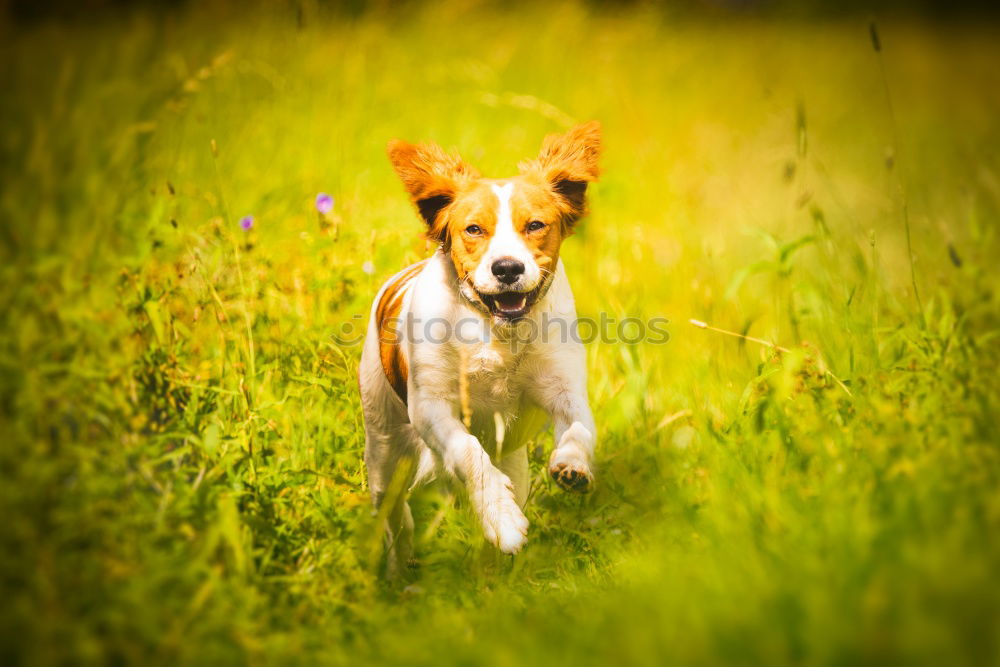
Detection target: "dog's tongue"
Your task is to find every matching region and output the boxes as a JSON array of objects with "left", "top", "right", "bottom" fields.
[{"left": 495, "top": 292, "right": 527, "bottom": 313}]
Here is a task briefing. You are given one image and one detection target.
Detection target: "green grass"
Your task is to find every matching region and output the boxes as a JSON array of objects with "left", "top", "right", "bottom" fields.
[{"left": 2, "top": 2, "right": 999, "bottom": 664}]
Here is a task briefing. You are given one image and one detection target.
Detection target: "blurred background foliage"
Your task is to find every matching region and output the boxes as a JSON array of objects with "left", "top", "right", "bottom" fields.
[{"left": 0, "top": 0, "right": 998, "bottom": 664}]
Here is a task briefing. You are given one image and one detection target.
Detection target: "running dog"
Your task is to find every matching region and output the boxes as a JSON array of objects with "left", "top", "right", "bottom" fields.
[{"left": 359, "top": 122, "right": 600, "bottom": 573}]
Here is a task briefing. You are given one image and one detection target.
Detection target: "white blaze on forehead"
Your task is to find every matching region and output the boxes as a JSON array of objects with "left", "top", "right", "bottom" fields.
[
  {"left": 491, "top": 182, "right": 515, "bottom": 236},
  {"left": 488, "top": 182, "right": 527, "bottom": 257}
]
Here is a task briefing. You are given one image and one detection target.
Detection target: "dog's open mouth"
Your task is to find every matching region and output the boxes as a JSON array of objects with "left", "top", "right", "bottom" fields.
[{"left": 479, "top": 289, "right": 537, "bottom": 320}]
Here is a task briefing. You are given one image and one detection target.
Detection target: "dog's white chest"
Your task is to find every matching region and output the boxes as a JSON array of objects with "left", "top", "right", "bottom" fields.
[{"left": 464, "top": 338, "right": 526, "bottom": 412}]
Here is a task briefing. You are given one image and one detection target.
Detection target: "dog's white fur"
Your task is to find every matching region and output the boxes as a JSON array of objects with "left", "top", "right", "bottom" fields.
[{"left": 360, "top": 235, "right": 594, "bottom": 570}]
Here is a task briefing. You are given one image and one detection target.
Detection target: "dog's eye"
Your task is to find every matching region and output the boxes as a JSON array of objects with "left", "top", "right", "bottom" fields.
[
  {"left": 465, "top": 224, "right": 484, "bottom": 236},
  {"left": 526, "top": 221, "right": 546, "bottom": 233}
]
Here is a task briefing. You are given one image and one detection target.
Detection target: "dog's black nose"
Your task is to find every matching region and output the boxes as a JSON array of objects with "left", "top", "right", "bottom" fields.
[{"left": 491, "top": 258, "right": 525, "bottom": 284}]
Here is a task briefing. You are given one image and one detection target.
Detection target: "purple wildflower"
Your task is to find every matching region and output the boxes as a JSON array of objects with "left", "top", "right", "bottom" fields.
[
  {"left": 239, "top": 215, "right": 254, "bottom": 231},
  {"left": 315, "top": 193, "right": 334, "bottom": 214}
]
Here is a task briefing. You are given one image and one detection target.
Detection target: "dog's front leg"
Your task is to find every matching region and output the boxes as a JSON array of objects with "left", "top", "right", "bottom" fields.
[
  {"left": 410, "top": 393, "right": 529, "bottom": 553},
  {"left": 548, "top": 395, "right": 596, "bottom": 493},
  {"left": 529, "top": 355, "right": 597, "bottom": 493}
]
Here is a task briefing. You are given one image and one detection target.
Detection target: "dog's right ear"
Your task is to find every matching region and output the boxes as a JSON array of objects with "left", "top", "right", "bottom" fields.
[{"left": 387, "top": 140, "right": 479, "bottom": 245}]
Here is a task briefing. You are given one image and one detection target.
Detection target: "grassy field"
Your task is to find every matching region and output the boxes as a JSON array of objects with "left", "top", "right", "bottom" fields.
[{"left": 2, "top": 1, "right": 999, "bottom": 664}]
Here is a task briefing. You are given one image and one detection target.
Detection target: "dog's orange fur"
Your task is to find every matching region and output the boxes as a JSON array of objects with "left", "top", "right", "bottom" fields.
[
  {"left": 374, "top": 260, "right": 426, "bottom": 400},
  {"left": 386, "top": 121, "right": 600, "bottom": 298}
]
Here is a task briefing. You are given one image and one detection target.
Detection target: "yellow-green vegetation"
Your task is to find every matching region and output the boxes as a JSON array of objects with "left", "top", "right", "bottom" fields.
[{"left": 2, "top": 2, "right": 998, "bottom": 664}]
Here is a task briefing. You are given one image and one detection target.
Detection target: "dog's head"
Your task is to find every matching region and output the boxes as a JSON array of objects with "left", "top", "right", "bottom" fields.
[{"left": 388, "top": 121, "right": 601, "bottom": 322}]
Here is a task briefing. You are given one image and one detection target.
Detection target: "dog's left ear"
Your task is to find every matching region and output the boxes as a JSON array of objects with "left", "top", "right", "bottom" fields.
[{"left": 520, "top": 120, "right": 601, "bottom": 230}]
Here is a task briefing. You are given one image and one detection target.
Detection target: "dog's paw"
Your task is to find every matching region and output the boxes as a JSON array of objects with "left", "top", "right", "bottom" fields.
[
  {"left": 469, "top": 470, "right": 529, "bottom": 554},
  {"left": 549, "top": 447, "right": 593, "bottom": 493}
]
